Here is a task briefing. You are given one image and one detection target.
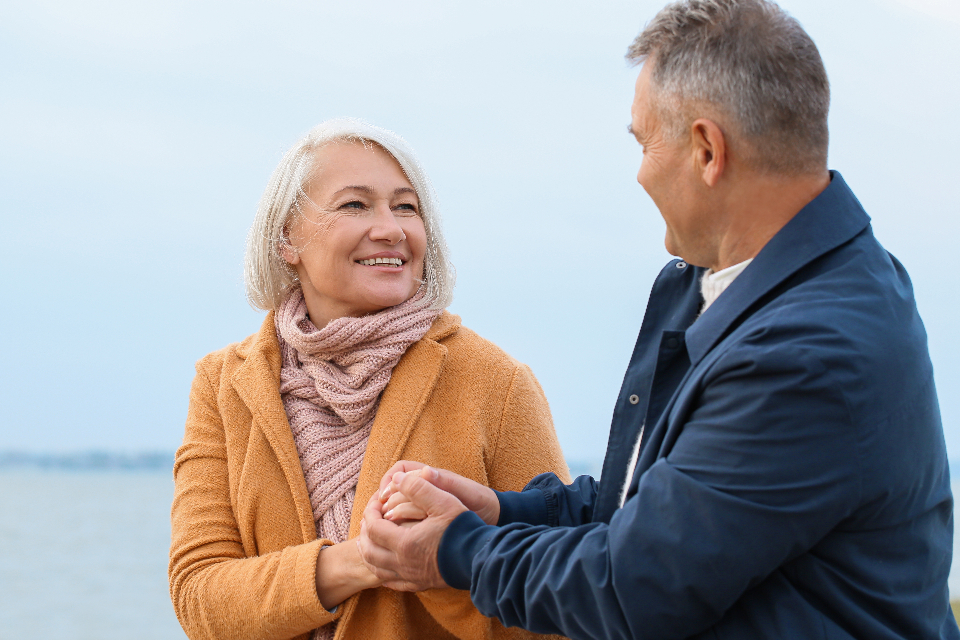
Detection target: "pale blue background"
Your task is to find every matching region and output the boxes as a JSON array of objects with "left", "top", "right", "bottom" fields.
[{"left": 1, "top": 0, "right": 957, "bottom": 468}]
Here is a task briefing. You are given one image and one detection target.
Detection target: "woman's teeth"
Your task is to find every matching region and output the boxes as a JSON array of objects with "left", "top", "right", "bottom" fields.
[{"left": 358, "top": 257, "right": 403, "bottom": 266}]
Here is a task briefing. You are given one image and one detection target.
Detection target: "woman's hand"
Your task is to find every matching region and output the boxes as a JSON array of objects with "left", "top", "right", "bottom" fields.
[
  {"left": 378, "top": 463, "right": 501, "bottom": 526},
  {"left": 314, "top": 538, "right": 382, "bottom": 610},
  {"left": 382, "top": 488, "right": 428, "bottom": 525}
]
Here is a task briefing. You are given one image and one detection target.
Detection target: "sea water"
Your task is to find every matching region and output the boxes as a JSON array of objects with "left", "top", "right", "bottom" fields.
[
  {"left": 0, "top": 468, "right": 186, "bottom": 639},
  {"left": 0, "top": 469, "right": 957, "bottom": 638}
]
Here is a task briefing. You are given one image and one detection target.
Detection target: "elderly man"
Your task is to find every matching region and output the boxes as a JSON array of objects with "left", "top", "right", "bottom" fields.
[{"left": 359, "top": 0, "right": 958, "bottom": 638}]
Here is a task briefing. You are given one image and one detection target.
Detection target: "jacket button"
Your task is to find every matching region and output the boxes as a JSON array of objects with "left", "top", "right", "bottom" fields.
[
  {"left": 628, "top": 394, "right": 640, "bottom": 405},
  {"left": 676, "top": 261, "right": 686, "bottom": 269}
]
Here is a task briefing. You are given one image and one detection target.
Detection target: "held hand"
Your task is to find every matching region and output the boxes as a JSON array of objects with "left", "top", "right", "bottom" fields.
[
  {"left": 377, "top": 460, "right": 428, "bottom": 495},
  {"left": 359, "top": 471, "right": 469, "bottom": 591},
  {"left": 379, "top": 465, "right": 432, "bottom": 524},
  {"left": 382, "top": 490, "right": 427, "bottom": 525},
  {"left": 379, "top": 464, "right": 501, "bottom": 526}
]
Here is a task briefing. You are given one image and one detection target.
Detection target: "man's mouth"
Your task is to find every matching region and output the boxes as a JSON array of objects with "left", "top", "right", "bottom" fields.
[{"left": 357, "top": 257, "right": 404, "bottom": 267}]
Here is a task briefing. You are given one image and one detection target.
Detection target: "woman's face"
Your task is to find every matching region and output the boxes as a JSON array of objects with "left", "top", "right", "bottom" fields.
[{"left": 282, "top": 141, "right": 427, "bottom": 328}]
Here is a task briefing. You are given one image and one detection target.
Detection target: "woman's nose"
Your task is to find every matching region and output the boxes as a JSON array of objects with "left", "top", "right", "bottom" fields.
[{"left": 368, "top": 204, "right": 405, "bottom": 244}]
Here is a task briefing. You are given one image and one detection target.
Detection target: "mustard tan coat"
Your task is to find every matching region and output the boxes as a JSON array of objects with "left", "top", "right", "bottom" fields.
[{"left": 169, "top": 312, "right": 570, "bottom": 640}]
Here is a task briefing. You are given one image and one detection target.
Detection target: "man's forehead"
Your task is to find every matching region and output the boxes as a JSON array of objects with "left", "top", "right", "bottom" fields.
[{"left": 630, "top": 67, "right": 655, "bottom": 138}]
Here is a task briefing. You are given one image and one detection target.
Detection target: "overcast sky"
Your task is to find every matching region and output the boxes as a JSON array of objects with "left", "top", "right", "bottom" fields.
[{"left": 1, "top": 0, "right": 958, "bottom": 469}]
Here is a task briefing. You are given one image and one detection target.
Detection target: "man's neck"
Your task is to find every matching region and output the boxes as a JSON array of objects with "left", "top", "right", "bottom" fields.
[{"left": 710, "top": 170, "right": 830, "bottom": 271}]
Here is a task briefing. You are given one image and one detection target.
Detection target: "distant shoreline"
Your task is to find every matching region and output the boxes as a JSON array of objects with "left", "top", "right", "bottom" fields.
[
  {"left": 0, "top": 451, "right": 175, "bottom": 471},
  {"left": 0, "top": 453, "right": 953, "bottom": 482},
  {"left": 0, "top": 451, "right": 606, "bottom": 477}
]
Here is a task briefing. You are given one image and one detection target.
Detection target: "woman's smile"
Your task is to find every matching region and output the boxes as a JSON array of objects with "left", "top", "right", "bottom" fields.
[{"left": 356, "top": 251, "right": 407, "bottom": 269}]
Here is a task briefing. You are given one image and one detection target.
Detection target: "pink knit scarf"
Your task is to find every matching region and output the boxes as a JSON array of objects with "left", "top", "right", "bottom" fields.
[{"left": 276, "top": 287, "right": 441, "bottom": 545}]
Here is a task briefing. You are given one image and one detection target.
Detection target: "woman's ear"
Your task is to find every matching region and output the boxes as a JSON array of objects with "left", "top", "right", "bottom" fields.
[
  {"left": 280, "top": 245, "right": 299, "bottom": 265},
  {"left": 279, "top": 228, "right": 300, "bottom": 265}
]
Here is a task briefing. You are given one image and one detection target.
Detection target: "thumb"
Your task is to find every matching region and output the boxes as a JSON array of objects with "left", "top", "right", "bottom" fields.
[
  {"left": 398, "top": 472, "right": 465, "bottom": 517},
  {"left": 424, "top": 467, "right": 478, "bottom": 497}
]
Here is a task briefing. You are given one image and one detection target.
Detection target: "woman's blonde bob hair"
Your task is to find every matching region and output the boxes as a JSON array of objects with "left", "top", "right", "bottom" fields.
[{"left": 244, "top": 118, "right": 455, "bottom": 311}]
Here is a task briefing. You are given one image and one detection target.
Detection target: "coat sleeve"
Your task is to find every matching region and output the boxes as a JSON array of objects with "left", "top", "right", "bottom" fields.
[
  {"left": 416, "top": 363, "right": 572, "bottom": 640},
  {"left": 169, "top": 360, "right": 339, "bottom": 640},
  {"left": 437, "top": 342, "right": 862, "bottom": 640}
]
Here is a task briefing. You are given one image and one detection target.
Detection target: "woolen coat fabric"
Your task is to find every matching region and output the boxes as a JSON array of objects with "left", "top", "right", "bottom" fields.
[{"left": 169, "top": 311, "right": 571, "bottom": 640}]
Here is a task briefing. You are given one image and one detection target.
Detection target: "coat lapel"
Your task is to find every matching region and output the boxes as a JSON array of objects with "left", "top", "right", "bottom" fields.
[
  {"left": 231, "top": 312, "right": 319, "bottom": 544},
  {"left": 349, "top": 312, "right": 459, "bottom": 539},
  {"left": 229, "top": 311, "right": 460, "bottom": 543}
]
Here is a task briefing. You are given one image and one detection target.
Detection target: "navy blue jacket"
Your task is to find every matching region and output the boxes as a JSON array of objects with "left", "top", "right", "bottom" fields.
[{"left": 438, "top": 173, "right": 958, "bottom": 639}]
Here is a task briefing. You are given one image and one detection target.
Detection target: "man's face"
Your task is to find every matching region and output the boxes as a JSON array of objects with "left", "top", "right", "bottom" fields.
[{"left": 630, "top": 62, "right": 713, "bottom": 263}]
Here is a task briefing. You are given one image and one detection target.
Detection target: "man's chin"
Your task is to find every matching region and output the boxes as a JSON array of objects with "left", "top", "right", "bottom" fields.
[{"left": 663, "top": 237, "right": 683, "bottom": 261}]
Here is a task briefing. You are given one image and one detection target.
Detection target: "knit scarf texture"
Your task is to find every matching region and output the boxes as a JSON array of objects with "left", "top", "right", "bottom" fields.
[{"left": 276, "top": 287, "right": 440, "bottom": 545}]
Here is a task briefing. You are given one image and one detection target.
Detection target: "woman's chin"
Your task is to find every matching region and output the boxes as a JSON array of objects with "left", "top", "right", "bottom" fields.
[{"left": 352, "top": 288, "right": 421, "bottom": 315}]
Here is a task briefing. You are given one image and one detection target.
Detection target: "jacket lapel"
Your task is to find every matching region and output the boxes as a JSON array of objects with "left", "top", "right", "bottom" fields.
[
  {"left": 684, "top": 171, "right": 870, "bottom": 367},
  {"left": 349, "top": 312, "right": 460, "bottom": 539},
  {"left": 231, "top": 312, "right": 318, "bottom": 544},
  {"left": 626, "top": 172, "right": 872, "bottom": 499}
]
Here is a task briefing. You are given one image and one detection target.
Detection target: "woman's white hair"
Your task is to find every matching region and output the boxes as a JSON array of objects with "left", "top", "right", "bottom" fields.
[{"left": 244, "top": 118, "right": 455, "bottom": 311}]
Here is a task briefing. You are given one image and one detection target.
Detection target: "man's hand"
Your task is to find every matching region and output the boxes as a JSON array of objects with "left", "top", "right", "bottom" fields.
[
  {"left": 358, "top": 469, "right": 469, "bottom": 591},
  {"left": 378, "top": 463, "right": 501, "bottom": 526}
]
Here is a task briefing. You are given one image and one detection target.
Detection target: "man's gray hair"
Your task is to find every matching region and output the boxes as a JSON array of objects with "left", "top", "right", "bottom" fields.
[
  {"left": 627, "top": 0, "right": 829, "bottom": 174},
  {"left": 244, "top": 118, "right": 455, "bottom": 311}
]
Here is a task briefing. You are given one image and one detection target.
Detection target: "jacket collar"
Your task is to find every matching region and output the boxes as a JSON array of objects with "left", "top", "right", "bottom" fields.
[
  {"left": 684, "top": 171, "right": 870, "bottom": 366},
  {"left": 231, "top": 307, "right": 462, "bottom": 542}
]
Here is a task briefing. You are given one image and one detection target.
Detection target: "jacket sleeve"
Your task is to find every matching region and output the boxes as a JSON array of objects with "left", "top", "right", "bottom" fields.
[
  {"left": 437, "top": 342, "right": 861, "bottom": 640},
  {"left": 417, "top": 363, "right": 572, "bottom": 640},
  {"left": 169, "top": 360, "right": 339, "bottom": 640},
  {"left": 496, "top": 474, "right": 600, "bottom": 529}
]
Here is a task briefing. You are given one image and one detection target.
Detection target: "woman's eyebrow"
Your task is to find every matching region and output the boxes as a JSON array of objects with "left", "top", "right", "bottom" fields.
[
  {"left": 332, "top": 185, "right": 374, "bottom": 196},
  {"left": 330, "top": 186, "right": 417, "bottom": 197}
]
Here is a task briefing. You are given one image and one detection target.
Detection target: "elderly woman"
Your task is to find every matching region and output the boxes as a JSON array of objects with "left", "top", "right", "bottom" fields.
[{"left": 168, "top": 119, "right": 570, "bottom": 640}]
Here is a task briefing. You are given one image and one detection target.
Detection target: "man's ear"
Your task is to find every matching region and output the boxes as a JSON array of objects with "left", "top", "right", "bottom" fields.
[{"left": 689, "top": 118, "right": 726, "bottom": 187}]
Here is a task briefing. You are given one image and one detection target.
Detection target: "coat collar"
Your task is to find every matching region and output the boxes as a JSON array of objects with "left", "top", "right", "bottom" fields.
[
  {"left": 230, "top": 307, "right": 462, "bottom": 542},
  {"left": 684, "top": 171, "right": 870, "bottom": 366},
  {"left": 231, "top": 311, "right": 320, "bottom": 543},
  {"left": 350, "top": 311, "right": 461, "bottom": 538}
]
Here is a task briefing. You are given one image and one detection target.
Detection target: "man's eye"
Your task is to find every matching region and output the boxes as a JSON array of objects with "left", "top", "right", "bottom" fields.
[{"left": 341, "top": 201, "right": 365, "bottom": 210}]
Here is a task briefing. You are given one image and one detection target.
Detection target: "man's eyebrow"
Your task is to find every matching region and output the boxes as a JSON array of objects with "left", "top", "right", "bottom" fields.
[{"left": 627, "top": 124, "right": 635, "bottom": 136}]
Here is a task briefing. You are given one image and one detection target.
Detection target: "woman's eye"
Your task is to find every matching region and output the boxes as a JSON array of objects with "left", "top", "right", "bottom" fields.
[{"left": 394, "top": 203, "right": 419, "bottom": 216}]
